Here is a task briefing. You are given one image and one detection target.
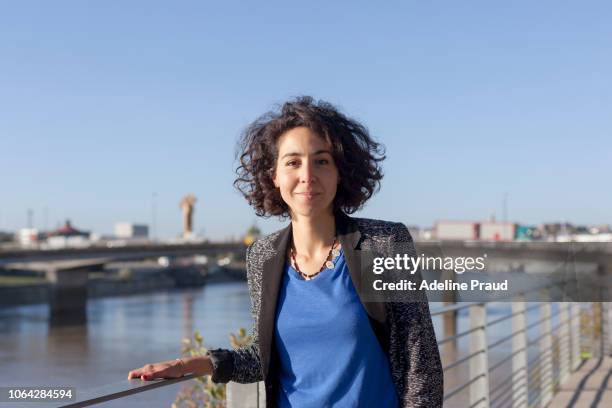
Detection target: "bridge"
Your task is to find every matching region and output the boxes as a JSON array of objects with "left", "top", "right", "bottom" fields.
[
  {"left": 1, "top": 240, "right": 612, "bottom": 266},
  {"left": 0, "top": 242, "right": 247, "bottom": 266},
  {"left": 0, "top": 243, "right": 247, "bottom": 324},
  {"left": 2, "top": 240, "right": 611, "bottom": 325}
]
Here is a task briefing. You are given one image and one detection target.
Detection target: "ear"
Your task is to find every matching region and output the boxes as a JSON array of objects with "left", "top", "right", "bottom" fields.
[{"left": 272, "top": 170, "right": 279, "bottom": 188}]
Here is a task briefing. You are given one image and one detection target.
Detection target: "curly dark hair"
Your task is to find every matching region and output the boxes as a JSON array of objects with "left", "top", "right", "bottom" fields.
[{"left": 233, "top": 96, "right": 385, "bottom": 218}]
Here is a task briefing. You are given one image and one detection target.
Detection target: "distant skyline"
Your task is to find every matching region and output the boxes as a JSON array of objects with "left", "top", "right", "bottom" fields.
[{"left": 1, "top": 1, "right": 611, "bottom": 240}]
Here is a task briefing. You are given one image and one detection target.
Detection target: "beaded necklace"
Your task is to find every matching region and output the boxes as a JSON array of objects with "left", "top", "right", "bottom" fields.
[{"left": 290, "top": 237, "right": 341, "bottom": 280}]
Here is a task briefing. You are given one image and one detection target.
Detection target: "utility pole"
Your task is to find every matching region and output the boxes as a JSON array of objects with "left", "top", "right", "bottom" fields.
[
  {"left": 152, "top": 192, "right": 158, "bottom": 241},
  {"left": 43, "top": 206, "right": 49, "bottom": 232}
]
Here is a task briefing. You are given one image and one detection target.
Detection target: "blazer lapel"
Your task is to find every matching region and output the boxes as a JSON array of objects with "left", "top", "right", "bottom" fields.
[
  {"left": 337, "top": 212, "right": 387, "bottom": 331},
  {"left": 258, "top": 223, "right": 292, "bottom": 380}
]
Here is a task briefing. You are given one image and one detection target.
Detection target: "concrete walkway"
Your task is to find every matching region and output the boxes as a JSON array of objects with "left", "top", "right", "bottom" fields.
[{"left": 550, "top": 357, "right": 612, "bottom": 407}]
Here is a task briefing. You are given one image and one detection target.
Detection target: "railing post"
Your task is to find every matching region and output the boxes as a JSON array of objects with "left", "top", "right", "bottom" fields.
[
  {"left": 593, "top": 301, "right": 603, "bottom": 359},
  {"left": 511, "top": 298, "right": 527, "bottom": 408},
  {"left": 258, "top": 381, "right": 266, "bottom": 407},
  {"left": 605, "top": 302, "right": 612, "bottom": 356},
  {"left": 539, "top": 301, "right": 553, "bottom": 407},
  {"left": 469, "top": 303, "right": 489, "bottom": 408},
  {"left": 226, "top": 382, "right": 260, "bottom": 408},
  {"left": 443, "top": 302, "right": 458, "bottom": 358},
  {"left": 442, "top": 269, "right": 458, "bottom": 358},
  {"left": 558, "top": 302, "right": 570, "bottom": 385},
  {"left": 570, "top": 302, "right": 581, "bottom": 370}
]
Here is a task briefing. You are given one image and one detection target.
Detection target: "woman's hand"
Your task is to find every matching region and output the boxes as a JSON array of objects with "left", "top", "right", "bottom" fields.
[{"left": 127, "top": 359, "right": 186, "bottom": 381}]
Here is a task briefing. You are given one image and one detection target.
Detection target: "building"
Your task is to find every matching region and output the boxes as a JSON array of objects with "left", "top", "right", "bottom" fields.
[
  {"left": 45, "top": 220, "right": 91, "bottom": 248},
  {"left": 434, "top": 221, "right": 479, "bottom": 241},
  {"left": 18, "top": 228, "right": 39, "bottom": 246},
  {"left": 114, "top": 223, "right": 149, "bottom": 239}
]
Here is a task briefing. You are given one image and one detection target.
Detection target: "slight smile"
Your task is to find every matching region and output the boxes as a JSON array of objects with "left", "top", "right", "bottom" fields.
[{"left": 295, "top": 192, "right": 321, "bottom": 199}]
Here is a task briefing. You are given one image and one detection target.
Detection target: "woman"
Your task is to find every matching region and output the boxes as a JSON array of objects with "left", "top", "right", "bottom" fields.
[{"left": 128, "top": 97, "right": 443, "bottom": 407}]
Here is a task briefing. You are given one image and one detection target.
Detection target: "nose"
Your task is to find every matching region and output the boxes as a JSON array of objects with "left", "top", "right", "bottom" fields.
[{"left": 299, "top": 160, "right": 316, "bottom": 184}]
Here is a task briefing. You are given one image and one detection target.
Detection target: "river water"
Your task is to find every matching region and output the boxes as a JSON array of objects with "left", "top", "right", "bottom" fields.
[{"left": 0, "top": 282, "right": 252, "bottom": 407}]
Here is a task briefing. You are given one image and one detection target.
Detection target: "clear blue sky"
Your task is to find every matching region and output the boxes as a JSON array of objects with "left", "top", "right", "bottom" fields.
[{"left": 1, "top": 1, "right": 610, "bottom": 240}]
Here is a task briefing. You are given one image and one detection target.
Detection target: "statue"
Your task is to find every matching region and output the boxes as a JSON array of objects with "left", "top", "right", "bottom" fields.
[{"left": 180, "top": 194, "right": 197, "bottom": 239}]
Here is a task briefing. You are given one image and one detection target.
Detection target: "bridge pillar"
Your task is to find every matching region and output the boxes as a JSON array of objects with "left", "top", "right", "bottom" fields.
[{"left": 46, "top": 268, "right": 89, "bottom": 325}]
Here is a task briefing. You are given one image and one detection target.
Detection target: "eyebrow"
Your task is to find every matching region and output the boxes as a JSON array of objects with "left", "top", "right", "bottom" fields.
[{"left": 280, "top": 150, "right": 332, "bottom": 160}]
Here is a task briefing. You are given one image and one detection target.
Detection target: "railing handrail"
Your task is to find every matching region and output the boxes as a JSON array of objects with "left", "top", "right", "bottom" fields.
[{"left": 58, "top": 373, "right": 199, "bottom": 408}]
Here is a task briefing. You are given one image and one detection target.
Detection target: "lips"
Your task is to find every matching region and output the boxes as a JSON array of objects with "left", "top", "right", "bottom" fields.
[{"left": 296, "top": 192, "right": 320, "bottom": 198}]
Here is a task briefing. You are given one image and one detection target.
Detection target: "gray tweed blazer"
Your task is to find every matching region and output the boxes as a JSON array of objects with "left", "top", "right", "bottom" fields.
[{"left": 208, "top": 212, "right": 443, "bottom": 407}]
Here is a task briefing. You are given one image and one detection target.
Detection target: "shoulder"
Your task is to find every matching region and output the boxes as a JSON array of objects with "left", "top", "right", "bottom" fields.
[
  {"left": 247, "top": 229, "right": 283, "bottom": 258},
  {"left": 350, "top": 216, "right": 414, "bottom": 242},
  {"left": 348, "top": 216, "right": 417, "bottom": 258},
  {"left": 243, "top": 229, "right": 286, "bottom": 301}
]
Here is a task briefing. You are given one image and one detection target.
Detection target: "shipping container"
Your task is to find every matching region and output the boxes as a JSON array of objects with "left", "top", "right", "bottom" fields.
[
  {"left": 434, "top": 221, "right": 479, "bottom": 240},
  {"left": 480, "top": 221, "right": 515, "bottom": 241},
  {"left": 515, "top": 225, "right": 539, "bottom": 241}
]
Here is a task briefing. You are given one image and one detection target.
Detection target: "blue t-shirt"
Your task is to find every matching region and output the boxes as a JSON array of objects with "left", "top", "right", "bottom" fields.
[{"left": 273, "top": 250, "right": 399, "bottom": 407}]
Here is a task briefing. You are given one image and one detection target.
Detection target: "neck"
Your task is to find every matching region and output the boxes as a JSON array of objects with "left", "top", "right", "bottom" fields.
[{"left": 290, "top": 209, "right": 336, "bottom": 257}]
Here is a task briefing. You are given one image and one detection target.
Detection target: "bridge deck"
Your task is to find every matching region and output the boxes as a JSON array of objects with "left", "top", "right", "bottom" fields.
[{"left": 550, "top": 357, "right": 612, "bottom": 407}]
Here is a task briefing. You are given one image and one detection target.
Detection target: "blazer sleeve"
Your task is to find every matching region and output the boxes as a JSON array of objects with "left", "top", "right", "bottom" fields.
[
  {"left": 389, "top": 223, "right": 444, "bottom": 408},
  {"left": 207, "top": 243, "right": 264, "bottom": 384}
]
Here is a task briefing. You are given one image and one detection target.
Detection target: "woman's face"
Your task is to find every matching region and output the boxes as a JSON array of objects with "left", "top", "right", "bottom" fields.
[{"left": 273, "top": 126, "right": 339, "bottom": 219}]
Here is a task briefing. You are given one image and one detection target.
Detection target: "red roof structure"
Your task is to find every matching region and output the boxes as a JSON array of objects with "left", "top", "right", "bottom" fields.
[{"left": 52, "top": 220, "right": 89, "bottom": 237}]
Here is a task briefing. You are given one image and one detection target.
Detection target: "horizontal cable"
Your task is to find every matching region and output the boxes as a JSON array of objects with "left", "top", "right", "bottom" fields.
[
  {"left": 488, "top": 347, "right": 526, "bottom": 373},
  {"left": 489, "top": 377, "right": 514, "bottom": 399},
  {"left": 490, "top": 376, "right": 526, "bottom": 407},
  {"left": 527, "top": 329, "right": 554, "bottom": 346},
  {"left": 444, "top": 374, "right": 484, "bottom": 401},
  {"left": 443, "top": 349, "right": 484, "bottom": 371},
  {"left": 468, "top": 396, "right": 487, "bottom": 408},
  {"left": 525, "top": 314, "right": 552, "bottom": 331},
  {"left": 437, "top": 325, "right": 483, "bottom": 346},
  {"left": 431, "top": 302, "right": 484, "bottom": 316},
  {"left": 489, "top": 367, "right": 526, "bottom": 395},
  {"left": 487, "top": 309, "right": 525, "bottom": 328},
  {"left": 489, "top": 330, "right": 526, "bottom": 350}
]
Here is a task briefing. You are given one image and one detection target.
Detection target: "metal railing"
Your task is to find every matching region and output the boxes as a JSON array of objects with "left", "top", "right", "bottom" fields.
[
  {"left": 58, "top": 291, "right": 612, "bottom": 408},
  {"left": 434, "top": 299, "right": 602, "bottom": 408}
]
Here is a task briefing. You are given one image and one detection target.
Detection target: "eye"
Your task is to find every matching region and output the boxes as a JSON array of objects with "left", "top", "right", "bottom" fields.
[
  {"left": 286, "top": 160, "right": 299, "bottom": 167},
  {"left": 317, "top": 158, "right": 330, "bottom": 165}
]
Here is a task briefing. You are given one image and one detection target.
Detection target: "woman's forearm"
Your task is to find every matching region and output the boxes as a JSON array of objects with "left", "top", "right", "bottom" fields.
[{"left": 181, "top": 356, "right": 213, "bottom": 376}]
